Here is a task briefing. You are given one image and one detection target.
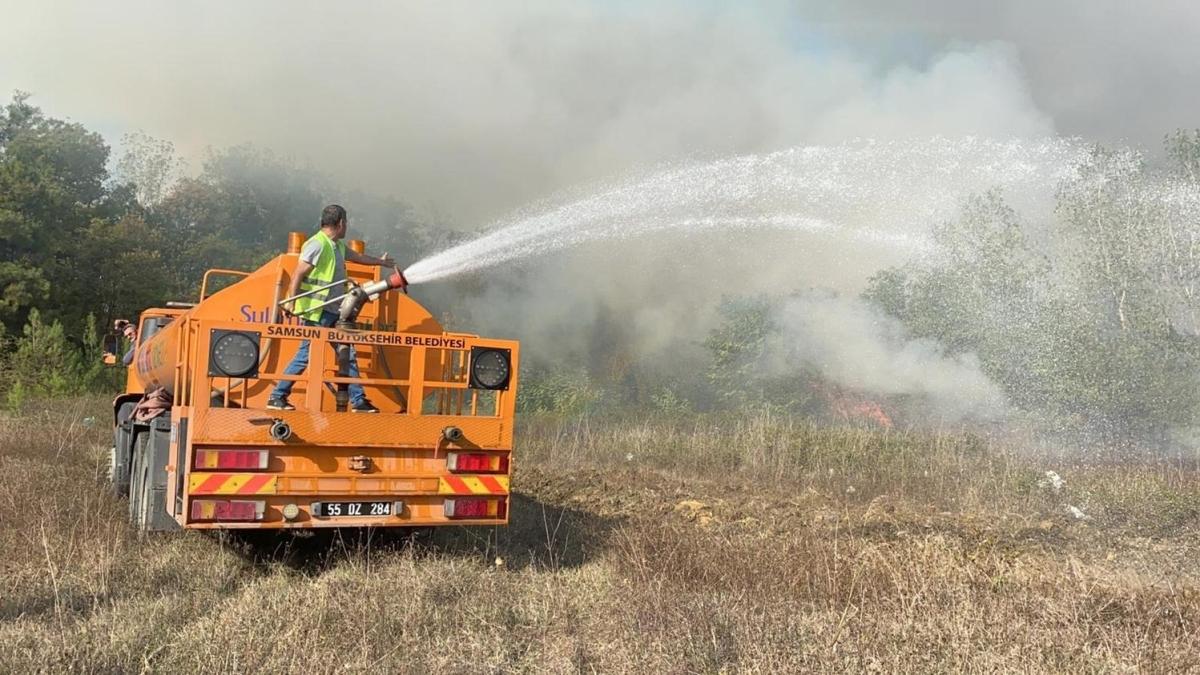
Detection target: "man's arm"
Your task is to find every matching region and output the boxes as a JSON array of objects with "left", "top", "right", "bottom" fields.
[{"left": 346, "top": 248, "right": 396, "bottom": 268}]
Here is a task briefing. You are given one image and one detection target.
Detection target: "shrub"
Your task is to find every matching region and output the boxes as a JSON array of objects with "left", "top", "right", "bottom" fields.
[
  {"left": 0, "top": 310, "right": 120, "bottom": 408},
  {"left": 517, "top": 365, "right": 602, "bottom": 416}
]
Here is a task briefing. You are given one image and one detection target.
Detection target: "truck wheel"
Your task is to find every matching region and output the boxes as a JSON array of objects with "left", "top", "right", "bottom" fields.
[
  {"left": 109, "top": 441, "right": 132, "bottom": 498},
  {"left": 129, "top": 422, "right": 179, "bottom": 535},
  {"left": 108, "top": 446, "right": 124, "bottom": 496},
  {"left": 109, "top": 403, "right": 137, "bottom": 498},
  {"left": 128, "top": 432, "right": 148, "bottom": 529},
  {"left": 134, "top": 457, "right": 153, "bottom": 536}
]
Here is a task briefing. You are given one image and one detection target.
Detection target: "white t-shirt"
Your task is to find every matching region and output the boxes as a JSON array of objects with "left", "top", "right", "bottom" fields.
[{"left": 299, "top": 234, "right": 346, "bottom": 287}]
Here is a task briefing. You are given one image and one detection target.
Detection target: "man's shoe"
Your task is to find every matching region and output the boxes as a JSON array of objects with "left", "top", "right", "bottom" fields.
[
  {"left": 350, "top": 400, "right": 380, "bottom": 414},
  {"left": 267, "top": 397, "right": 296, "bottom": 411}
]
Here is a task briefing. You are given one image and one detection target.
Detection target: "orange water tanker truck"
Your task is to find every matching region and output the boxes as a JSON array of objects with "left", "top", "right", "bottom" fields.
[{"left": 105, "top": 232, "right": 519, "bottom": 533}]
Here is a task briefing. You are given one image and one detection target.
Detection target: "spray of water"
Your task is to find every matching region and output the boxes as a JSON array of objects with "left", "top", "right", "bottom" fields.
[
  {"left": 403, "top": 137, "right": 1088, "bottom": 284},
  {"left": 403, "top": 136, "right": 1200, "bottom": 436}
]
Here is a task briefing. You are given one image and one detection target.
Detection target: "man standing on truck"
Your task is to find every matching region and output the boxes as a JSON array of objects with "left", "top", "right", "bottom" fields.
[{"left": 268, "top": 204, "right": 396, "bottom": 413}]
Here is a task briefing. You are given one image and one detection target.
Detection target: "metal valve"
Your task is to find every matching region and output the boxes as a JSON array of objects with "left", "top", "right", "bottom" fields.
[{"left": 269, "top": 419, "right": 292, "bottom": 442}]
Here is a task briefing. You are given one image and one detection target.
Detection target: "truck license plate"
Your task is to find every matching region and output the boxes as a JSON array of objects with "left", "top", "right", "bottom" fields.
[{"left": 317, "top": 501, "right": 392, "bottom": 517}]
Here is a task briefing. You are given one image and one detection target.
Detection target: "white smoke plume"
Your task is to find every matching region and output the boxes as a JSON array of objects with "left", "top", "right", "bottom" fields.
[
  {"left": 770, "top": 293, "right": 1008, "bottom": 422},
  {"left": 0, "top": 2, "right": 1058, "bottom": 224}
]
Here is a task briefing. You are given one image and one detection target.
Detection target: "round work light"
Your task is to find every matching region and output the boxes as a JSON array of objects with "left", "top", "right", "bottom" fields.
[
  {"left": 469, "top": 348, "right": 511, "bottom": 390},
  {"left": 209, "top": 330, "right": 260, "bottom": 378}
]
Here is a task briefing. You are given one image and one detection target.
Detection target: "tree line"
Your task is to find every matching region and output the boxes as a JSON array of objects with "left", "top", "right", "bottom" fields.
[{"left": 0, "top": 93, "right": 444, "bottom": 404}]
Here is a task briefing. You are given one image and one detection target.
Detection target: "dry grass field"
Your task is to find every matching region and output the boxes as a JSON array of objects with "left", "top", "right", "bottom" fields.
[{"left": 2, "top": 396, "right": 1199, "bottom": 673}]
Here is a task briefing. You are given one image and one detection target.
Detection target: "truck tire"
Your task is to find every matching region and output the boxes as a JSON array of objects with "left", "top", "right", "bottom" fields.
[
  {"left": 108, "top": 402, "right": 137, "bottom": 498},
  {"left": 129, "top": 420, "right": 180, "bottom": 535},
  {"left": 128, "top": 432, "right": 147, "bottom": 528},
  {"left": 134, "top": 453, "right": 154, "bottom": 536}
]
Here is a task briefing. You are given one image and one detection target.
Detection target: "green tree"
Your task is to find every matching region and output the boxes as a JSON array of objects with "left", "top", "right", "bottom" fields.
[
  {"left": 150, "top": 145, "right": 327, "bottom": 296},
  {"left": 703, "top": 296, "right": 775, "bottom": 406},
  {"left": 3, "top": 309, "right": 78, "bottom": 405},
  {"left": 116, "top": 131, "right": 185, "bottom": 207},
  {"left": 1050, "top": 147, "right": 1200, "bottom": 442},
  {"left": 866, "top": 147, "right": 1200, "bottom": 446},
  {"left": 0, "top": 92, "right": 112, "bottom": 331},
  {"left": 1165, "top": 129, "right": 1200, "bottom": 183},
  {"left": 80, "top": 213, "right": 171, "bottom": 326},
  {"left": 866, "top": 192, "right": 1055, "bottom": 410}
]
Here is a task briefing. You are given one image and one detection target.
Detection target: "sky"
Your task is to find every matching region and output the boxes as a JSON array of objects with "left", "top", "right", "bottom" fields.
[{"left": 4, "top": 1, "right": 1198, "bottom": 225}]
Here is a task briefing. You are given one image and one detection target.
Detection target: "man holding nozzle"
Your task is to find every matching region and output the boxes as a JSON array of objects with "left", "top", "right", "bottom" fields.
[{"left": 268, "top": 204, "right": 396, "bottom": 413}]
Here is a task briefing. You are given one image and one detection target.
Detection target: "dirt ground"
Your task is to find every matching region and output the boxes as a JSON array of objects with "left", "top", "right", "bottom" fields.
[{"left": 2, "top": 397, "right": 1198, "bottom": 673}]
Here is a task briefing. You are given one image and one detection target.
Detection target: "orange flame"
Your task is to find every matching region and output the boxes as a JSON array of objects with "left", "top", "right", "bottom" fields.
[{"left": 817, "top": 384, "right": 894, "bottom": 429}]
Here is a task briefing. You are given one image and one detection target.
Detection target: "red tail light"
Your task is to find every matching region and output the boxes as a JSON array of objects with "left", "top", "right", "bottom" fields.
[
  {"left": 195, "top": 449, "right": 269, "bottom": 470},
  {"left": 190, "top": 499, "right": 265, "bottom": 522},
  {"left": 444, "top": 497, "right": 507, "bottom": 519},
  {"left": 446, "top": 452, "right": 509, "bottom": 473}
]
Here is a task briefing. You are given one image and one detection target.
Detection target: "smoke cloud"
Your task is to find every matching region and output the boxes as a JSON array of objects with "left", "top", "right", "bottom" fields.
[
  {"left": 0, "top": 1, "right": 1068, "bottom": 224},
  {"left": 770, "top": 292, "right": 1008, "bottom": 422},
  {"left": 807, "top": 1, "right": 1200, "bottom": 149},
  {"left": 7, "top": 2, "right": 1197, "bottom": 225}
]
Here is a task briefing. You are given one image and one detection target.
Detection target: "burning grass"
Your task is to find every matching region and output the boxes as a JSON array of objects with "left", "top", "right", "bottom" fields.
[{"left": 1, "top": 398, "right": 1198, "bottom": 672}]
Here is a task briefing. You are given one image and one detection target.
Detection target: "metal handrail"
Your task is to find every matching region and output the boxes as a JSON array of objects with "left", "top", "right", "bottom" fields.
[
  {"left": 200, "top": 269, "right": 251, "bottom": 301},
  {"left": 278, "top": 279, "right": 346, "bottom": 305}
]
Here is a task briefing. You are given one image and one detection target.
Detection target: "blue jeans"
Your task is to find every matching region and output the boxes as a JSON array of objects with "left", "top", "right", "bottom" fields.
[{"left": 271, "top": 311, "right": 366, "bottom": 406}]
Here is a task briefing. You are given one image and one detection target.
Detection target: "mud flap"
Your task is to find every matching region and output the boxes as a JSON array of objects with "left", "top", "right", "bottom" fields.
[
  {"left": 109, "top": 401, "right": 138, "bottom": 497},
  {"left": 131, "top": 416, "right": 181, "bottom": 533}
]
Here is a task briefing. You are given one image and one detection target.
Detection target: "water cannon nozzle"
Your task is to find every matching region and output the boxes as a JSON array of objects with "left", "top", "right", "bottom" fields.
[{"left": 389, "top": 271, "right": 409, "bottom": 294}]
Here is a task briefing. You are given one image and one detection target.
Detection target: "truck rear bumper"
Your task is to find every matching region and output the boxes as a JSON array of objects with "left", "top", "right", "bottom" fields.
[{"left": 181, "top": 493, "right": 510, "bottom": 529}]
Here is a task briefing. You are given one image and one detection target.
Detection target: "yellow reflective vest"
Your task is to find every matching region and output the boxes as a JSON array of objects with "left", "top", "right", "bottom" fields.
[{"left": 293, "top": 231, "right": 347, "bottom": 321}]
